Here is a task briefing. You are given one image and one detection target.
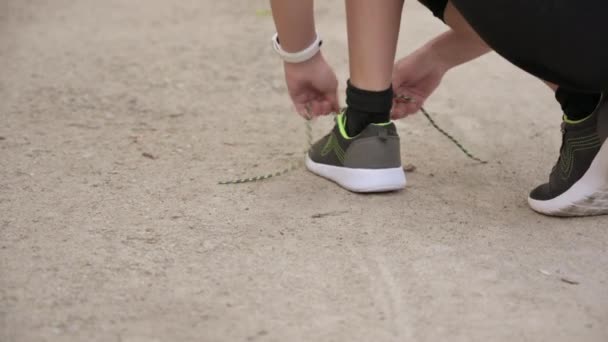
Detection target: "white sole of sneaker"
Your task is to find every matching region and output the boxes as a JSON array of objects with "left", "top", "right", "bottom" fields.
[
  {"left": 305, "top": 155, "right": 406, "bottom": 193},
  {"left": 528, "top": 141, "right": 608, "bottom": 217}
]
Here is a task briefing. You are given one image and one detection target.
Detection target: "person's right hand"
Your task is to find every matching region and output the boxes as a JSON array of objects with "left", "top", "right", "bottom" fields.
[
  {"left": 391, "top": 49, "right": 448, "bottom": 119},
  {"left": 283, "top": 52, "right": 340, "bottom": 119}
]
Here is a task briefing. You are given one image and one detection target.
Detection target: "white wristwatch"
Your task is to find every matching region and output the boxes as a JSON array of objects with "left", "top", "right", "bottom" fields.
[{"left": 271, "top": 33, "right": 322, "bottom": 63}]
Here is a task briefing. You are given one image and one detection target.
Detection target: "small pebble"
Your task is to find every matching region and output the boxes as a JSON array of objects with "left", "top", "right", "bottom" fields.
[
  {"left": 142, "top": 152, "right": 157, "bottom": 160},
  {"left": 403, "top": 164, "right": 416, "bottom": 172},
  {"left": 560, "top": 277, "right": 579, "bottom": 285}
]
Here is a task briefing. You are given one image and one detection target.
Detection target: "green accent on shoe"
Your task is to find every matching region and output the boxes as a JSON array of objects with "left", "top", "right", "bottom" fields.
[
  {"left": 337, "top": 112, "right": 393, "bottom": 139},
  {"left": 558, "top": 133, "right": 601, "bottom": 179},
  {"left": 320, "top": 132, "right": 346, "bottom": 163},
  {"left": 337, "top": 113, "right": 353, "bottom": 140},
  {"left": 563, "top": 114, "right": 592, "bottom": 124},
  {"left": 372, "top": 121, "right": 393, "bottom": 127}
]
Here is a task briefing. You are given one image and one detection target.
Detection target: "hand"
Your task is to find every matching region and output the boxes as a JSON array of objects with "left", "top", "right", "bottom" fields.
[
  {"left": 283, "top": 52, "right": 340, "bottom": 119},
  {"left": 391, "top": 48, "right": 448, "bottom": 119}
]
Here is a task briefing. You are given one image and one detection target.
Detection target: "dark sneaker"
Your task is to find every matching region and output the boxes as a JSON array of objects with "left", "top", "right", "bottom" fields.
[
  {"left": 528, "top": 94, "right": 608, "bottom": 216},
  {"left": 305, "top": 113, "right": 406, "bottom": 192}
]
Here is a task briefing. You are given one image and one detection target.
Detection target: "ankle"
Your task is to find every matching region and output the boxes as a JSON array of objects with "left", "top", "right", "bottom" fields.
[{"left": 345, "top": 80, "right": 392, "bottom": 136}]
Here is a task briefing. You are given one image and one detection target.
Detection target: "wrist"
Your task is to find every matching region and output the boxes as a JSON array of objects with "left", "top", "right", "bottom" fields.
[
  {"left": 419, "top": 41, "right": 452, "bottom": 74},
  {"left": 273, "top": 32, "right": 322, "bottom": 64},
  {"left": 424, "top": 32, "right": 459, "bottom": 72},
  {"left": 283, "top": 51, "right": 323, "bottom": 71}
]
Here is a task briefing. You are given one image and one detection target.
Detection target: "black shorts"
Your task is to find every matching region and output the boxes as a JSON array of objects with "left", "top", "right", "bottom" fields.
[
  {"left": 417, "top": 0, "right": 608, "bottom": 92},
  {"left": 418, "top": 0, "right": 448, "bottom": 21}
]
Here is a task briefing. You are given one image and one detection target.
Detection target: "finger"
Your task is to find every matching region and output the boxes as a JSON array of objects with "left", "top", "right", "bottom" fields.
[
  {"left": 391, "top": 101, "right": 408, "bottom": 120},
  {"left": 391, "top": 100, "right": 421, "bottom": 120},
  {"left": 318, "top": 101, "right": 332, "bottom": 116},
  {"left": 405, "top": 102, "right": 422, "bottom": 115},
  {"left": 395, "top": 93, "right": 423, "bottom": 110},
  {"left": 391, "top": 94, "right": 411, "bottom": 118},
  {"left": 326, "top": 92, "right": 341, "bottom": 114},
  {"left": 310, "top": 101, "right": 324, "bottom": 117},
  {"left": 395, "top": 95, "right": 413, "bottom": 103},
  {"left": 294, "top": 103, "right": 312, "bottom": 120}
]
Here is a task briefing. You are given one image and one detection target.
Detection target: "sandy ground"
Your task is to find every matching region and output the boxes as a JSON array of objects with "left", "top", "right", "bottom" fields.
[{"left": 1, "top": 1, "right": 607, "bottom": 341}]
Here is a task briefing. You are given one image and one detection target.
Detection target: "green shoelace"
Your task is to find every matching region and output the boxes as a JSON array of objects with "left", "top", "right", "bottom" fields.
[{"left": 219, "top": 99, "right": 486, "bottom": 185}]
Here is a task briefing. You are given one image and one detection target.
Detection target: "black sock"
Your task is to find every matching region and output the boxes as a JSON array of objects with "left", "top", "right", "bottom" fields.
[
  {"left": 555, "top": 87, "right": 601, "bottom": 122},
  {"left": 345, "top": 80, "right": 393, "bottom": 136}
]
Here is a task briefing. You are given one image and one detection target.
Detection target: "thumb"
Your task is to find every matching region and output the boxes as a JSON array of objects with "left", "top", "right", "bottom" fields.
[{"left": 327, "top": 91, "right": 341, "bottom": 114}]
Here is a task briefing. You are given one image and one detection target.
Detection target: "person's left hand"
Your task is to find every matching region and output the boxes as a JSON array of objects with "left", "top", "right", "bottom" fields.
[
  {"left": 391, "top": 48, "right": 448, "bottom": 119},
  {"left": 283, "top": 52, "right": 341, "bottom": 119}
]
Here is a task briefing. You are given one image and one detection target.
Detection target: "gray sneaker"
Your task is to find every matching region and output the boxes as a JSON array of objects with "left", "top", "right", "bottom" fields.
[
  {"left": 305, "top": 113, "right": 406, "bottom": 192},
  {"left": 528, "top": 93, "right": 608, "bottom": 216}
]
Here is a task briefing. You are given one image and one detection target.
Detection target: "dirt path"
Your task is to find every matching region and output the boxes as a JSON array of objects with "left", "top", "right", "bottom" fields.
[{"left": 1, "top": 1, "right": 606, "bottom": 341}]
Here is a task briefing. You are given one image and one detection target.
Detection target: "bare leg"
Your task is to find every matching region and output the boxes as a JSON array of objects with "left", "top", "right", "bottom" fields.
[{"left": 346, "top": 0, "right": 404, "bottom": 91}]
